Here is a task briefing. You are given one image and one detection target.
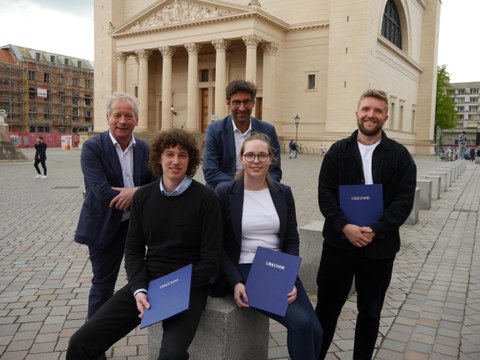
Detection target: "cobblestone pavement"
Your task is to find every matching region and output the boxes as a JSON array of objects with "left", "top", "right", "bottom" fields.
[{"left": 0, "top": 148, "right": 479, "bottom": 359}]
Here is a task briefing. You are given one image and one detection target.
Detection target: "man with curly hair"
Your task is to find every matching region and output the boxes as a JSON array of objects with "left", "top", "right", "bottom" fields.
[{"left": 68, "top": 128, "right": 223, "bottom": 360}]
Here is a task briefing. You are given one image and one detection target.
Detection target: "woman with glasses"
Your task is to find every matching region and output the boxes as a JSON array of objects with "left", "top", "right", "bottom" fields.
[{"left": 213, "top": 133, "right": 322, "bottom": 360}]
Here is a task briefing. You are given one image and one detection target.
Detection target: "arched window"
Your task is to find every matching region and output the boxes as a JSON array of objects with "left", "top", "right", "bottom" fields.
[{"left": 382, "top": 0, "right": 402, "bottom": 49}]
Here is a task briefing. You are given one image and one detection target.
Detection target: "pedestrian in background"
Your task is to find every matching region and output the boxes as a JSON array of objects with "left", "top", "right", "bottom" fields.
[{"left": 34, "top": 136, "right": 47, "bottom": 178}]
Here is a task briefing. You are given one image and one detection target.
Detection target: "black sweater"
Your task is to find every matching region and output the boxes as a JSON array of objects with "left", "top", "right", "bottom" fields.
[{"left": 124, "top": 179, "right": 223, "bottom": 294}]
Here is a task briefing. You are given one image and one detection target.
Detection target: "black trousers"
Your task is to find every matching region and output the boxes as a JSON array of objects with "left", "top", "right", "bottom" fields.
[
  {"left": 34, "top": 158, "right": 47, "bottom": 175},
  {"left": 87, "top": 220, "right": 128, "bottom": 318},
  {"left": 315, "top": 243, "right": 394, "bottom": 360},
  {"left": 67, "top": 284, "right": 208, "bottom": 360}
]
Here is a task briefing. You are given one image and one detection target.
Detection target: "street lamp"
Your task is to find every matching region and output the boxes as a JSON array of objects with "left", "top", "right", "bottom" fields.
[{"left": 294, "top": 114, "right": 300, "bottom": 144}]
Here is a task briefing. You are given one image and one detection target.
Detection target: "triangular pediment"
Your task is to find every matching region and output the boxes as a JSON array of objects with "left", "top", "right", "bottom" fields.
[{"left": 112, "top": 0, "right": 250, "bottom": 35}]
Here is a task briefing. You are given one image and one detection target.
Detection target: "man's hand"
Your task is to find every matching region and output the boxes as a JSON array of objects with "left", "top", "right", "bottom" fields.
[
  {"left": 135, "top": 292, "right": 150, "bottom": 319},
  {"left": 110, "top": 187, "right": 138, "bottom": 210},
  {"left": 233, "top": 283, "right": 249, "bottom": 308},
  {"left": 343, "top": 224, "right": 375, "bottom": 247}
]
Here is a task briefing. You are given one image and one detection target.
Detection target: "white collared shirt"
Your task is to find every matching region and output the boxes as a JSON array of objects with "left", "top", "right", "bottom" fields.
[
  {"left": 109, "top": 131, "right": 136, "bottom": 221},
  {"left": 232, "top": 118, "right": 252, "bottom": 172}
]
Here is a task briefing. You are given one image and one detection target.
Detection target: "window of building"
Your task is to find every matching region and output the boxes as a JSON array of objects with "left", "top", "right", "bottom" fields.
[
  {"left": 471, "top": 89, "right": 479, "bottom": 94},
  {"left": 65, "top": 58, "right": 69, "bottom": 66},
  {"left": 44, "top": 107, "right": 50, "bottom": 120},
  {"left": 78, "top": 60, "right": 82, "bottom": 68},
  {"left": 28, "top": 70, "right": 36, "bottom": 81},
  {"left": 59, "top": 91, "right": 65, "bottom": 104},
  {"left": 457, "top": 106, "right": 464, "bottom": 111},
  {"left": 73, "top": 108, "right": 79, "bottom": 120},
  {"left": 85, "top": 79, "right": 91, "bottom": 88},
  {"left": 457, "top": 89, "right": 465, "bottom": 94},
  {"left": 72, "top": 96, "right": 79, "bottom": 105},
  {"left": 307, "top": 74, "right": 316, "bottom": 90},
  {"left": 381, "top": 0, "right": 402, "bottom": 49},
  {"left": 44, "top": 72, "right": 50, "bottom": 83},
  {"left": 35, "top": 52, "right": 41, "bottom": 60},
  {"left": 471, "top": 97, "right": 478, "bottom": 103},
  {"left": 29, "top": 87, "right": 36, "bottom": 100},
  {"left": 72, "top": 77, "right": 79, "bottom": 87},
  {"left": 50, "top": 55, "right": 55, "bottom": 63},
  {"left": 305, "top": 71, "right": 318, "bottom": 91},
  {"left": 85, "top": 110, "right": 92, "bottom": 122},
  {"left": 58, "top": 75, "right": 64, "bottom": 84},
  {"left": 85, "top": 94, "right": 92, "bottom": 106},
  {"left": 200, "top": 69, "right": 209, "bottom": 82},
  {"left": 470, "top": 106, "right": 478, "bottom": 111}
]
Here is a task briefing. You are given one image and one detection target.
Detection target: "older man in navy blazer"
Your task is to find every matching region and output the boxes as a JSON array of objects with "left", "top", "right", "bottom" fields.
[
  {"left": 75, "top": 92, "right": 155, "bottom": 318},
  {"left": 203, "top": 80, "right": 282, "bottom": 189}
]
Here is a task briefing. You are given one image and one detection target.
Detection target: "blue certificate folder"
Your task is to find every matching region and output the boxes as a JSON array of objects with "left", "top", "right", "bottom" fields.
[
  {"left": 140, "top": 264, "right": 192, "bottom": 329},
  {"left": 245, "top": 247, "right": 301, "bottom": 317},
  {"left": 339, "top": 184, "right": 383, "bottom": 227}
]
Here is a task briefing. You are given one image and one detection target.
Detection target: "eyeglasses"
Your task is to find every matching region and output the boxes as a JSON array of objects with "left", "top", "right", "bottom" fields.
[
  {"left": 242, "top": 152, "right": 271, "bottom": 163},
  {"left": 230, "top": 99, "right": 254, "bottom": 108}
]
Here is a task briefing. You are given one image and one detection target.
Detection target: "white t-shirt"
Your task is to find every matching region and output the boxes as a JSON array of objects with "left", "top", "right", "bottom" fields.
[
  {"left": 357, "top": 140, "right": 380, "bottom": 185},
  {"left": 239, "top": 188, "right": 280, "bottom": 264}
]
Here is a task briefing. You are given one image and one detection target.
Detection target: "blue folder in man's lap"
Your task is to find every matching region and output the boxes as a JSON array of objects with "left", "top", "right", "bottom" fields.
[{"left": 140, "top": 264, "right": 192, "bottom": 329}]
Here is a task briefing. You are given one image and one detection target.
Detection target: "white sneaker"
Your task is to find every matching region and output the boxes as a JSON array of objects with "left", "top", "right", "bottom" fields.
[
  {"left": 35, "top": 174, "right": 42, "bottom": 179},
  {"left": 41, "top": 175, "right": 48, "bottom": 179}
]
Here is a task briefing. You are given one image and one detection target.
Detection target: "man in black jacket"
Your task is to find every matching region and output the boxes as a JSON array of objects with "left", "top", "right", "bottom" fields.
[
  {"left": 316, "top": 89, "right": 416, "bottom": 359},
  {"left": 34, "top": 136, "right": 47, "bottom": 178}
]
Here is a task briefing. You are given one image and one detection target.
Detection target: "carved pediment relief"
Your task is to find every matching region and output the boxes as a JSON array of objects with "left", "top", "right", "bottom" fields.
[{"left": 128, "top": 0, "right": 239, "bottom": 32}]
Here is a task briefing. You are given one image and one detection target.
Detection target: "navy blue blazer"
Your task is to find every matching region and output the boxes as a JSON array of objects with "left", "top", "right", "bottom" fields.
[
  {"left": 74, "top": 131, "right": 154, "bottom": 249},
  {"left": 214, "top": 179, "right": 299, "bottom": 289},
  {"left": 203, "top": 116, "right": 282, "bottom": 189}
]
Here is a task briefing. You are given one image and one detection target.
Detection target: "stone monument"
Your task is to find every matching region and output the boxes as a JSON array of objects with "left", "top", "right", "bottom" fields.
[{"left": 0, "top": 109, "right": 29, "bottom": 162}]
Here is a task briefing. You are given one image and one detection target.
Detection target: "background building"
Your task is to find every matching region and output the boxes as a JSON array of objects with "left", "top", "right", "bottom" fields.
[
  {"left": 94, "top": 0, "right": 441, "bottom": 154},
  {"left": 0, "top": 44, "right": 94, "bottom": 134},
  {"left": 442, "top": 82, "right": 480, "bottom": 147}
]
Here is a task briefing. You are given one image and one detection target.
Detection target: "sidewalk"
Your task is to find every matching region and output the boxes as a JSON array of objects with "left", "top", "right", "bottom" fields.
[{"left": 0, "top": 148, "right": 479, "bottom": 359}]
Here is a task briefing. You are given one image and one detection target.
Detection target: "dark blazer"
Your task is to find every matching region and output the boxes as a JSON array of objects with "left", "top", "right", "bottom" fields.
[
  {"left": 35, "top": 142, "right": 47, "bottom": 160},
  {"left": 203, "top": 116, "right": 282, "bottom": 189},
  {"left": 74, "top": 131, "right": 154, "bottom": 249},
  {"left": 214, "top": 179, "right": 299, "bottom": 290},
  {"left": 318, "top": 130, "right": 417, "bottom": 259}
]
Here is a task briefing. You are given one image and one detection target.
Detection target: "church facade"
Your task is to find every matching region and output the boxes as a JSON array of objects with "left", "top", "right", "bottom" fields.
[{"left": 94, "top": 0, "right": 440, "bottom": 154}]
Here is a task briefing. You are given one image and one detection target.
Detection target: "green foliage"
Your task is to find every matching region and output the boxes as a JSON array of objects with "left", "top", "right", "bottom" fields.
[{"left": 435, "top": 65, "right": 458, "bottom": 133}]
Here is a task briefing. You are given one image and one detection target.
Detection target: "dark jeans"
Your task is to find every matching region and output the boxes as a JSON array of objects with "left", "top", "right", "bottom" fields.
[
  {"left": 67, "top": 285, "right": 208, "bottom": 360},
  {"left": 87, "top": 220, "right": 128, "bottom": 318},
  {"left": 238, "top": 264, "right": 322, "bottom": 360},
  {"left": 34, "top": 158, "right": 47, "bottom": 175},
  {"left": 315, "top": 243, "right": 394, "bottom": 360}
]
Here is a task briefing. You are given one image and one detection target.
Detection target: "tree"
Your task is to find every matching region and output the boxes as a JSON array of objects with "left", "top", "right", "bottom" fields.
[{"left": 435, "top": 65, "right": 457, "bottom": 132}]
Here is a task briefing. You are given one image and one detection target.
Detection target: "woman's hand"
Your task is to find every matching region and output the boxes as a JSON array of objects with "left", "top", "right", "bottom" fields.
[
  {"left": 233, "top": 282, "right": 249, "bottom": 308},
  {"left": 287, "top": 285, "right": 297, "bottom": 304}
]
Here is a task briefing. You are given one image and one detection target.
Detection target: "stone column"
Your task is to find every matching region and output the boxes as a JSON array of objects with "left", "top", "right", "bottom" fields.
[
  {"left": 135, "top": 49, "right": 152, "bottom": 131},
  {"left": 212, "top": 39, "right": 230, "bottom": 119},
  {"left": 262, "top": 43, "right": 277, "bottom": 123},
  {"left": 242, "top": 35, "right": 261, "bottom": 84},
  {"left": 115, "top": 52, "right": 127, "bottom": 93},
  {"left": 159, "top": 46, "right": 176, "bottom": 131},
  {"left": 184, "top": 43, "right": 201, "bottom": 131}
]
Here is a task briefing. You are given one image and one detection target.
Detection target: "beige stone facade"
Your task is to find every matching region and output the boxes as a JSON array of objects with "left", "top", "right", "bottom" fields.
[{"left": 94, "top": 0, "right": 440, "bottom": 155}]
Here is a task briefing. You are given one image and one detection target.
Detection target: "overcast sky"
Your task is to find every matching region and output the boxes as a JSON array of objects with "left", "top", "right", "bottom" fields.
[{"left": 0, "top": 0, "right": 478, "bottom": 82}]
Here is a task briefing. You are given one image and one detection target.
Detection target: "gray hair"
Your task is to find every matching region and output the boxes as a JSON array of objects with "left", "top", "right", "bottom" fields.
[{"left": 106, "top": 92, "right": 139, "bottom": 119}]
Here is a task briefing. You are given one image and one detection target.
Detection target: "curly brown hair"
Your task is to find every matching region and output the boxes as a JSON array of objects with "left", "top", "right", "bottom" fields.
[{"left": 149, "top": 128, "right": 201, "bottom": 178}]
